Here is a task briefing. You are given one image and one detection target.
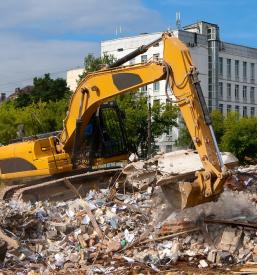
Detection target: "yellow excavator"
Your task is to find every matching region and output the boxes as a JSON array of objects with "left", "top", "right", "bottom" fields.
[{"left": 0, "top": 32, "right": 234, "bottom": 208}]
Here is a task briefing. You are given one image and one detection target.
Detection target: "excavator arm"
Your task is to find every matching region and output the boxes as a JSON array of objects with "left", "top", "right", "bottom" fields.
[
  {"left": 59, "top": 33, "right": 230, "bottom": 208},
  {"left": 0, "top": 33, "right": 231, "bottom": 208}
]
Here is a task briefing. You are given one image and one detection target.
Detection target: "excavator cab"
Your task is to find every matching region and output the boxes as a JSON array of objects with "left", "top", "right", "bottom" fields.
[
  {"left": 74, "top": 101, "right": 130, "bottom": 168},
  {"left": 97, "top": 101, "right": 129, "bottom": 158}
]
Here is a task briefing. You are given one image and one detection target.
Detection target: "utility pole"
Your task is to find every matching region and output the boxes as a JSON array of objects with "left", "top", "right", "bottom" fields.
[{"left": 147, "top": 95, "right": 152, "bottom": 158}]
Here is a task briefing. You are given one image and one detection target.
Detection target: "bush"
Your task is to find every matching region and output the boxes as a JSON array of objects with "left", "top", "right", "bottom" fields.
[
  {"left": 0, "top": 99, "right": 68, "bottom": 144},
  {"left": 221, "top": 113, "right": 257, "bottom": 162}
]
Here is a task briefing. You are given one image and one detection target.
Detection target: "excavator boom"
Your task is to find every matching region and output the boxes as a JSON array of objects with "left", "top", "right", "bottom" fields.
[
  {"left": 58, "top": 33, "right": 230, "bottom": 207},
  {"left": 0, "top": 33, "right": 232, "bottom": 208}
]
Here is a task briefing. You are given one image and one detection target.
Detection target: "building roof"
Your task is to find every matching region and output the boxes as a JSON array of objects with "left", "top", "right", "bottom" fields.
[
  {"left": 183, "top": 21, "right": 218, "bottom": 30},
  {"left": 101, "top": 32, "right": 162, "bottom": 44}
]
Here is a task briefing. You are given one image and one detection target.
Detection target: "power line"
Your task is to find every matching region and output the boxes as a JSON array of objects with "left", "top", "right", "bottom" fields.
[{"left": 0, "top": 65, "right": 84, "bottom": 91}]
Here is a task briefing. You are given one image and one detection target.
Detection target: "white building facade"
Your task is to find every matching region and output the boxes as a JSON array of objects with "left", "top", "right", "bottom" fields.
[
  {"left": 67, "top": 21, "right": 257, "bottom": 152},
  {"left": 66, "top": 68, "right": 84, "bottom": 91}
]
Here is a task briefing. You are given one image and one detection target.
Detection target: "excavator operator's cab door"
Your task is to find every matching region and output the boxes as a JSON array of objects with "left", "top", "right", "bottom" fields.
[{"left": 79, "top": 101, "right": 129, "bottom": 168}]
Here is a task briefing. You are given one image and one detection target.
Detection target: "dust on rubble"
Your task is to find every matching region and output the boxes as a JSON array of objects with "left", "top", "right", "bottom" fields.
[{"left": 1, "top": 152, "right": 257, "bottom": 274}]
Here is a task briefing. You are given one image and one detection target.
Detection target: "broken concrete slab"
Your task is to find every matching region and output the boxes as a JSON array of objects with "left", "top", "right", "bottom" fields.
[
  {"left": 217, "top": 227, "right": 243, "bottom": 253},
  {"left": 157, "top": 149, "right": 238, "bottom": 175}
]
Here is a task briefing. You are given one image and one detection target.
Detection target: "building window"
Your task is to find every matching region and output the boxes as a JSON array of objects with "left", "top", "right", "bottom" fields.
[
  {"left": 219, "top": 103, "right": 223, "bottom": 114},
  {"left": 141, "top": 55, "right": 147, "bottom": 63},
  {"left": 218, "top": 82, "right": 223, "bottom": 99},
  {"left": 153, "top": 81, "right": 160, "bottom": 91},
  {"left": 207, "top": 27, "right": 217, "bottom": 40},
  {"left": 251, "top": 107, "right": 255, "bottom": 117},
  {"left": 243, "top": 106, "right": 247, "bottom": 117},
  {"left": 129, "top": 58, "right": 135, "bottom": 65},
  {"left": 227, "top": 59, "right": 231, "bottom": 80},
  {"left": 207, "top": 28, "right": 212, "bottom": 39},
  {"left": 219, "top": 57, "right": 223, "bottom": 77},
  {"left": 227, "top": 83, "right": 231, "bottom": 99},
  {"left": 235, "top": 105, "right": 240, "bottom": 113},
  {"left": 141, "top": 85, "right": 147, "bottom": 92},
  {"left": 251, "top": 63, "right": 255, "bottom": 83},
  {"left": 235, "top": 60, "right": 239, "bottom": 81},
  {"left": 227, "top": 104, "right": 232, "bottom": 114},
  {"left": 251, "top": 87, "right": 255, "bottom": 103},
  {"left": 243, "top": 61, "right": 247, "bottom": 82},
  {"left": 243, "top": 86, "right": 247, "bottom": 102},
  {"left": 153, "top": 53, "right": 160, "bottom": 61},
  {"left": 235, "top": 84, "right": 239, "bottom": 101}
]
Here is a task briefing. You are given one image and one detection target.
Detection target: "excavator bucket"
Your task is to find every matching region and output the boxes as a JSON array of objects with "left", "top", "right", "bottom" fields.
[
  {"left": 158, "top": 150, "right": 238, "bottom": 209},
  {"left": 161, "top": 180, "right": 219, "bottom": 209}
]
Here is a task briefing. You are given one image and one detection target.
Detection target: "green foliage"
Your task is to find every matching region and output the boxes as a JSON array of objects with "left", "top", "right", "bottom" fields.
[
  {"left": 0, "top": 102, "right": 18, "bottom": 144},
  {"left": 0, "top": 99, "right": 68, "bottom": 145},
  {"left": 151, "top": 101, "right": 178, "bottom": 137},
  {"left": 14, "top": 93, "right": 33, "bottom": 109},
  {"left": 116, "top": 94, "right": 148, "bottom": 153},
  {"left": 14, "top": 74, "right": 71, "bottom": 108},
  {"left": 79, "top": 53, "right": 116, "bottom": 81},
  {"left": 176, "top": 110, "right": 224, "bottom": 149},
  {"left": 175, "top": 120, "right": 193, "bottom": 149},
  {"left": 0, "top": 74, "right": 70, "bottom": 144},
  {"left": 210, "top": 110, "right": 224, "bottom": 144},
  {"left": 176, "top": 108, "right": 257, "bottom": 163},
  {"left": 116, "top": 94, "right": 178, "bottom": 156},
  {"left": 220, "top": 112, "right": 257, "bottom": 162}
]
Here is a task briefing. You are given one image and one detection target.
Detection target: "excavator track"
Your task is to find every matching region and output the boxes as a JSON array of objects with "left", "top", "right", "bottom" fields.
[
  {"left": 1, "top": 168, "right": 123, "bottom": 202},
  {"left": 0, "top": 184, "right": 27, "bottom": 200}
]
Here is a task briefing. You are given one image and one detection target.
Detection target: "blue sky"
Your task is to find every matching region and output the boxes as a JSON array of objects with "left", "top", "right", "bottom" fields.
[{"left": 0, "top": 0, "right": 256, "bottom": 93}]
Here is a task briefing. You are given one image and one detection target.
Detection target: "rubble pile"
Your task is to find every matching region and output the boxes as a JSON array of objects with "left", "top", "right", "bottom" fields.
[{"left": 1, "top": 155, "right": 257, "bottom": 274}]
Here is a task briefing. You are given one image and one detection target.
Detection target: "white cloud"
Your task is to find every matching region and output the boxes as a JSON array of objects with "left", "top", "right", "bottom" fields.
[
  {"left": 0, "top": 0, "right": 164, "bottom": 93},
  {"left": 0, "top": 0, "right": 162, "bottom": 34},
  {"left": 0, "top": 33, "right": 98, "bottom": 92}
]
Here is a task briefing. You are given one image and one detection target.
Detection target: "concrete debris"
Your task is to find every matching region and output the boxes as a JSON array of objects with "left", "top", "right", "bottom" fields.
[
  {"left": 217, "top": 227, "right": 243, "bottom": 253},
  {"left": 128, "top": 153, "right": 139, "bottom": 162},
  {"left": 207, "top": 250, "right": 217, "bottom": 263},
  {"left": 198, "top": 259, "right": 208, "bottom": 268},
  {"left": 156, "top": 149, "right": 238, "bottom": 175},
  {"left": 2, "top": 151, "right": 257, "bottom": 274}
]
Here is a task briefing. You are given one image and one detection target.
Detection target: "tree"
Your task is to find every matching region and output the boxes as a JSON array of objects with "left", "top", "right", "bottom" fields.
[
  {"left": 0, "top": 102, "right": 18, "bottom": 144},
  {"left": 79, "top": 53, "right": 116, "bottom": 81},
  {"left": 116, "top": 93, "right": 148, "bottom": 153},
  {"left": 176, "top": 110, "right": 224, "bottom": 149},
  {"left": 175, "top": 120, "right": 193, "bottom": 149},
  {"left": 0, "top": 99, "right": 68, "bottom": 145},
  {"left": 220, "top": 112, "right": 257, "bottom": 162},
  {"left": 116, "top": 94, "right": 178, "bottom": 156},
  {"left": 210, "top": 110, "right": 224, "bottom": 144},
  {"left": 14, "top": 74, "right": 71, "bottom": 108},
  {"left": 151, "top": 101, "right": 178, "bottom": 138}
]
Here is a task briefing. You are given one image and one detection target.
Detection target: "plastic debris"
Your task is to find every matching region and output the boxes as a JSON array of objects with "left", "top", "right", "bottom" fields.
[{"left": 2, "top": 157, "right": 257, "bottom": 274}]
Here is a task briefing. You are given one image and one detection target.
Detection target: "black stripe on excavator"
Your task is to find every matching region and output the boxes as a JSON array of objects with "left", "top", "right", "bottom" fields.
[
  {"left": 112, "top": 73, "right": 142, "bottom": 91},
  {"left": 0, "top": 158, "right": 36, "bottom": 173}
]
